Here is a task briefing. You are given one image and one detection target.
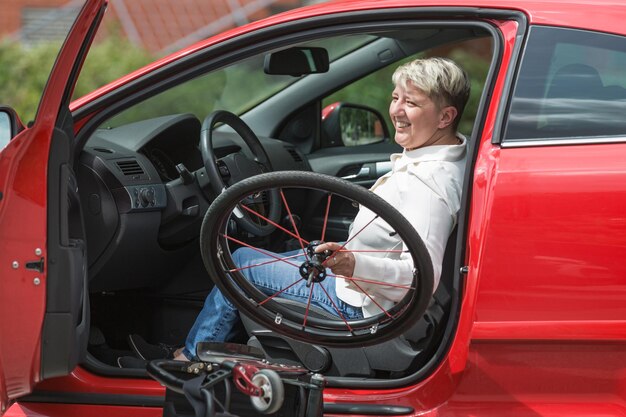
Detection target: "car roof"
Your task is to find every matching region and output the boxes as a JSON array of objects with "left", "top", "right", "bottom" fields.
[{"left": 277, "top": 0, "right": 626, "bottom": 36}]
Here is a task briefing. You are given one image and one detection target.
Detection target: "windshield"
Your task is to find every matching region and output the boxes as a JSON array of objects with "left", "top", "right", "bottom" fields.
[{"left": 103, "top": 34, "right": 375, "bottom": 128}]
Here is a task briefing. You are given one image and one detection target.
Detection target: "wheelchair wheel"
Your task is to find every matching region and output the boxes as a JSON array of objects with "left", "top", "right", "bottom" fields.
[{"left": 200, "top": 171, "right": 433, "bottom": 347}]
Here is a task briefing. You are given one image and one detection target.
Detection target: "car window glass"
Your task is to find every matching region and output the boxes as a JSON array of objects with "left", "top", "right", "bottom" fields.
[
  {"left": 101, "top": 35, "right": 375, "bottom": 128},
  {"left": 322, "top": 38, "right": 492, "bottom": 147},
  {"left": 104, "top": 54, "right": 295, "bottom": 128},
  {"left": 505, "top": 26, "right": 626, "bottom": 141}
]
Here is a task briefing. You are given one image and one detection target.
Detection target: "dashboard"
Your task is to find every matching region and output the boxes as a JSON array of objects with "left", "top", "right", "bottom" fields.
[{"left": 77, "top": 113, "right": 311, "bottom": 292}]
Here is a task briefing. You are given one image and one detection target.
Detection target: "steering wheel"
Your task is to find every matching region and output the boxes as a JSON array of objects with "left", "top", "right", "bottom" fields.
[
  {"left": 200, "top": 171, "right": 434, "bottom": 347},
  {"left": 200, "top": 110, "right": 280, "bottom": 236}
]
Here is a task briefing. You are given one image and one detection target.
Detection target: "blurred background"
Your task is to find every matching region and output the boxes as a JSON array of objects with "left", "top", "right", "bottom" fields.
[
  {"left": 0, "top": 0, "right": 319, "bottom": 122},
  {"left": 0, "top": 0, "right": 488, "bottom": 134}
]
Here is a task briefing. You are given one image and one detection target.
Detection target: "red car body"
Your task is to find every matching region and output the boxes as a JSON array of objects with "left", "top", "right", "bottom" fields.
[{"left": 1, "top": 0, "right": 626, "bottom": 416}]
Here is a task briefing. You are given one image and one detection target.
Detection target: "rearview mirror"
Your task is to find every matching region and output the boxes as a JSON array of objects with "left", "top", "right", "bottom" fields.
[
  {"left": 264, "top": 47, "right": 329, "bottom": 76},
  {"left": 322, "top": 103, "right": 389, "bottom": 147}
]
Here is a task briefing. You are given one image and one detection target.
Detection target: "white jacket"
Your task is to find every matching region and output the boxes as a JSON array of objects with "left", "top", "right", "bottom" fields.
[{"left": 336, "top": 136, "right": 466, "bottom": 317}]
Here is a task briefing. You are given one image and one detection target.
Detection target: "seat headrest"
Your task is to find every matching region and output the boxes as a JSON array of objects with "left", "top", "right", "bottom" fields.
[{"left": 547, "top": 64, "right": 604, "bottom": 99}]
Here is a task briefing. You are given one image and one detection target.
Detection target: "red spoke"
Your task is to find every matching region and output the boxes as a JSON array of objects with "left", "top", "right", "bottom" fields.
[
  {"left": 239, "top": 203, "right": 310, "bottom": 245},
  {"left": 257, "top": 278, "right": 306, "bottom": 306},
  {"left": 221, "top": 234, "right": 306, "bottom": 308},
  {"left": 229, "top": 253, "right": 306, "bottom": 273},
  {"left": 322, "top": 215, "right": 379, "bottom": 267},
  {"left": 327, "top": 273, "right": 415, "bottom": 290},
  {"left": 222, "top": 234, "right": 301, "bottom": 269},
  {"left": 280, "top": 189, "right": 309, "bottom": 260},
  {"left": 318, "top": 283, "right": 353, "bottom": 332},
  {"left": 320, "top": 193, "right": 332, "bottom": 242}
]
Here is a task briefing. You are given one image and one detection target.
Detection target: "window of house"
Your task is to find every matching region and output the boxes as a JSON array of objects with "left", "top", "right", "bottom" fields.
[{"left": 21, "top": 6, "right": 81, "bottom": 45}]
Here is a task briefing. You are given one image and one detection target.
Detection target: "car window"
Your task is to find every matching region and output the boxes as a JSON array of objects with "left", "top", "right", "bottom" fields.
[
  {"left": 505, "top": 26, "right": 626, "bottom": 142},
  {"left": 322, "top": 38, "right": 492, "bottom": 147},
  {"left": 103, "top": 35, "right": 375, "bottom": 128}
]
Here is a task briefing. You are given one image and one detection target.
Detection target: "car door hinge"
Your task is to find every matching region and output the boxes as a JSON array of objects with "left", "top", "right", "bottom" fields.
[
  {"left": 459, "top": 266, "right": 469, "bottom": 274},
  {"left": 25, "top": 258, "right": 45, "bottom": 273}
]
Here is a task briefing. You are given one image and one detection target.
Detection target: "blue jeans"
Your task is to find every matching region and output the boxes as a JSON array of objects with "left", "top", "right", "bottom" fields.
[{"left": 183, "top": 246, "right": 363, "bottom": 360}]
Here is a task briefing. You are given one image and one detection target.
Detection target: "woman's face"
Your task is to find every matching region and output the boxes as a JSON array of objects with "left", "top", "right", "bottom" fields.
[{"left": 389, "top": 81, "right": 446, "bottom": 150}]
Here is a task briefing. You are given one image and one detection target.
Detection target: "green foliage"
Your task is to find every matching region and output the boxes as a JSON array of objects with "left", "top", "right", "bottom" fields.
[
  {"left": 0, "top": 40, "right": 62, "bottom": 124},
  {"left": 73, "top": 31, "right": 154, "bottom": 100},
  {"left": 0, "top": 31, "right": 154, "bottom": 124}
]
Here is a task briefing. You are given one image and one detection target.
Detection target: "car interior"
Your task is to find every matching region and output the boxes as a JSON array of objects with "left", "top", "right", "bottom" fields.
[{"left": 71, "top": 22, "right": 496, "bottom": 388}]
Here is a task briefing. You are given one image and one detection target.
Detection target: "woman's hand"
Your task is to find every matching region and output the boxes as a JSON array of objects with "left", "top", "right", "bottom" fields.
[{"left": 315, "top": 242, "right": 355, "bottom": 278}]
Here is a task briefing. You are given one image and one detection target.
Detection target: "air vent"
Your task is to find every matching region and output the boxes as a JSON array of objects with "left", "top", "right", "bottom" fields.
[
  {"left": 286, "top": 147, "right": 303, "bottom": 162},
  {"left": 116, "top": 160, "right": 145, "bottom": 176}
]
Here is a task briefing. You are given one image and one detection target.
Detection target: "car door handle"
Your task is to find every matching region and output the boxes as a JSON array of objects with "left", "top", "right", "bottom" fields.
[{"left": 341, "top": 166, "right": 371, "bottom": 180}]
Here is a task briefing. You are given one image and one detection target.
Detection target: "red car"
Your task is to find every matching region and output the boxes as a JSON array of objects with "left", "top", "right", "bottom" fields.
[{"left": 1, "top": 0, "right": 626, "bottom": 415}]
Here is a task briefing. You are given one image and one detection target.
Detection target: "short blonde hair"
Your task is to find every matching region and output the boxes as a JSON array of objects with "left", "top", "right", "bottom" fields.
[{"left": 392, "top": 57, "right": 470, "bottom": 129}]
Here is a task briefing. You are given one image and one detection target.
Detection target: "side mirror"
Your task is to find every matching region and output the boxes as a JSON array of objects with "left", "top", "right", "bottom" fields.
[
  {"left": 322, "top": 103, "right": 389, "bottom": 147},
  {"left": 264, "top": 47, "right": 329, "bottom": 76},
  {"left": 0, "top": 106, "right": 22, "bottom": 150}
]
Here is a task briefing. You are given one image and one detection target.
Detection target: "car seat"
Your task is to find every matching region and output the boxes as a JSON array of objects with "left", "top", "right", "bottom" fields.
[
  {"left": 240, "top": 228, "right": 458, "bottom": 378},
  {"left": 546, "top": 63, "right": 604, "bottom": 100}
]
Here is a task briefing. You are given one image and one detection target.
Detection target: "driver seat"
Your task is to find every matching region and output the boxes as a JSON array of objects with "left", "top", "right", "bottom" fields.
[{"left": 240, "top": 228, "right": 457, "bottom": 377}]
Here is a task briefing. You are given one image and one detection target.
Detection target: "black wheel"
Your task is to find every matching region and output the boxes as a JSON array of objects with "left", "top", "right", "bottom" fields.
[
  {"left": 249, "top": 369, "right": 284, "bottom": 414},
  {"left": 200, "top": 110, "right": 280, "bottom": 236},
  {"left": 200, "top": 171, "right": 434, "bottom": 347}
]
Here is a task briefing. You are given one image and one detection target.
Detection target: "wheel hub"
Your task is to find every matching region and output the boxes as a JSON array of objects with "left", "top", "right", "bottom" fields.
[{"left": 298, "top": 240, "right": 330, "bottom": 287}]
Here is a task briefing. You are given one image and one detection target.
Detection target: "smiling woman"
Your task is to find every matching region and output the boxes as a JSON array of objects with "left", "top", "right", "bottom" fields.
[{"left": 390, "top": 58, "right": 470, "bottom": 149}]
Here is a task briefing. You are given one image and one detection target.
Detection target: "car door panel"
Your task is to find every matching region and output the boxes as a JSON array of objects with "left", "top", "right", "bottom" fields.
[
  {"left": 0, "top": 0, "right": 104, "bottom": 412},
  {"left": 308, "top": 142, "right": 400, "bottom": 182},
  {"left": 309, "top": 154, "right": 393, "bottom": 187},
  {"left": 42, "top": 127, "right": 89, "bottom": 379}
]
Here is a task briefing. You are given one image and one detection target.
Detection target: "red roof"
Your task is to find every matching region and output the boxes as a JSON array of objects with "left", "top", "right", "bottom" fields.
[{"left": 104, "top": 0, "right": 304, "bottom": 53}]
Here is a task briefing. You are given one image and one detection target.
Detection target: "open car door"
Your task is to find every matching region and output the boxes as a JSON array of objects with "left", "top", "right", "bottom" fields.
[{"left": 0, "top": 0, "right": 106, "bottom": 413}]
